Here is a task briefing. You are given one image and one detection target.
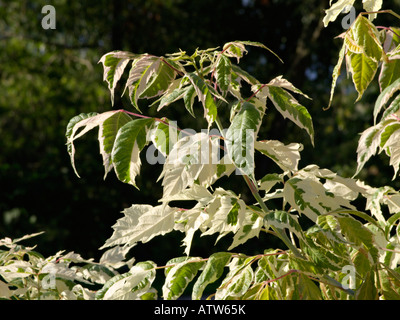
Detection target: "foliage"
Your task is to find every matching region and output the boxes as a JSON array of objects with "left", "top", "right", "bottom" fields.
[{"left": 2, "top": 1, "right": 400, "bottom": 300}]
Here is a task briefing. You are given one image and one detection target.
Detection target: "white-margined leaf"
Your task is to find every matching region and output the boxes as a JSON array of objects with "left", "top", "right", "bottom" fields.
[
  {"left": 255, "top": 140, "right": 302, "bottom": 173},
  {"left": 223, "top": 41, "right": 282, "bottom": 63},
  {"left": 355, "top": 122, "right": 388, "bottom": 176},
  {"left": 351, "top": 16, "right": 382, "bottom": 62},
  {"left": 347, "top": 51, "right": 379, "bottom": 102},
  {"left": 215, "top": 257, "right": 254, "bottom": 300},
  {"left": 322, "top": 0, "right": 356, "bottom": 27},
  {"left": 159, "top": 132, "right": 230, "bottom": 198},
  {"left": 264, "top": 210, "right": 306, "bottom": 243},
  {"left": 231, "top": 64, "right": 259, "bottom": 86},
  {"left": 101, "top": 204, "right": 179, "bottom": 249},
  {"left": 124, "top": 55, "right": 177, "bottom": 111},
  {"left": 66, "top": 111, "right": 117, "bottom": 177},
  {"left": 111, "top": 118, "right": 155, "bottom": 187},
  {"left": 256, "top": 85, "right": 314, "bottom": 145},
  {"left": 258, "top": 173, "right": 284, "bottom": 193},
  {"left": 355, "top": 118, "right": 400, "bottom": 178},
  {"left": 225, "top": 101, "right": 261, "bottom": 176},
  {"left": 192, "top": 252, "right": 232, "bottom": 300},
  {"left": 228, "top": 208, "right": 264, "bottom": 250},
  {"left": 373, "top": 78, "right": 400, "bottom": 124},
  {"left": 98, "top": 111, "right": 132, "bottom": 179},
  {"left": 215, "top": 54, "right": 232, "bottom": 93},
  {"left": 98, "top": 51, "right": 139, "bottom": 105},
  {"left": 284, "top": 176, "right": 356, "bottom": 222},
  {"left": 328, "top": 43, "right": 346, "bottom": 110},
  {"left": 186, "top": 73, "right": 226, "bottom": 127},
  {"left": 265, "top": 76, "right": 312, "bottom": 100},
  {"left": 148, "top": 118, "right": 178, "bottom": 157},
  {"left": 97, "top": 261, "right": 156, "bottom": 300},
  {"left": 201, "top": 192, "right": 246, "bottom": 243},
  {"left": 162, "top": 257, "right": 205, "bottom": 300},
  {"left": 379, "top": 47, "right": 400, "bottom": 91}
]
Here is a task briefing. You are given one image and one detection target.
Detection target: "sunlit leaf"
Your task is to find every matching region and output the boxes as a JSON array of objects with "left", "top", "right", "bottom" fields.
[
  {"left": 323, "top": 0, "right": 356, "bottom": 27},
  {"left": 98, "top": 111, "right": 132, "bottom": 179},
  {"left": 66, "top": 111, "right": 116, "bottom": 177},
  {"left": 225, "top": 102, "right": 260, "bottom": 176},
  {"left": 192, "top": 252, "right": 232, "bottom": 300},
  {"left": 111, "top": 118, "right": 155, "bottom": 187},
  {"left": 255, "top": 140, "right": 302, "bottom": 173},
  {"left": 163, "top": 257, "right": 205, "bottom": 300},
  {"left": 101, "top": 204, "right": 179, "bottom": 249},
  {"left": 98, "top": 51, "right": 139, "bottom": 105}
]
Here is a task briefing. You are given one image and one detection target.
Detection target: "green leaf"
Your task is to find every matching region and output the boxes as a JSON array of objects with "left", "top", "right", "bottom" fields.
[
  {"left": 156, "top": 81, "right": 187, "bottom": 111},
  {"left": 264, "top": 76, "right": 312, "bottom": 100},
  {"left": 225, "top": 102, "right": 260, "bottom": 176},
  {"left": 381, "top": 94, "right": 400, "bottom": 122},
  {"left": 98, "top": 51, "right": 139, "bottom": 105},
  {"left": 385, "top": 212, "right": 400, "bottom": 241},
  {"left": 379, "top": 58, "right": 400, "bottom": 92},
  {"left": 297, "top": 273, "right": 323, "bottom": 300},
  {"left": 183, "top": 85, "right": 196, "bottom": 117},
  {"left": 327, "top": 212, "right": 378, "bottom": 264},
  {"left": 111, "top": 118, "right": 155, "bottom": 187},
  {"left": 192, "top": 252, "right": 232, "bottom": 300},
  {"left": 356, "top": 270, "right": 378, "bottom": 300},
  {"left": 264, "top": 86, "right": 314, "bottom": 145},
  {"left": 231, "top": 64, "right": 259, "bottom": 86},
  {"left": 379, "top": 123, "right": 400, "bottom": 148},
  {"left": 374, "top": 78, "right": 400, "bottom": 124},
  {"left": 351, "top": 16, "right": 382, "bottom": 62},
  {"left": 139, "top": 58, "right": 177, "bottom": 98},
  {"left": 328, "top": 43, "right": 346, "bottom": 110},
  {"left": 348, "top": 52, "right": 378, "bottom": 102},
  {"left": 66, "top": 111, "right": 116, "bottom": 177},
  {"left": 101, "top": 204, "right": 179, "bottom": 250},
  {"left": 186, "top": 73, "right": 225, "bottom": 127},
  {"left": 149, "top": 119, "right": 176, "bottom": 156},
  {"left": 222, "top": 42, "right": 247, "bottom": 62},
  {"left": 124, "top": 55, "right": 176, "bottom": 111},
  {"left": 98, "top": 111, "right": 132, "bottom": 179},
  {"left": 162, "top": 257, "right": 205, "bottom": 300},
  {"left": 379, "top": 266, "right": 400, "bottom": 300},
  {"left": 264, "top": 210, "right": 305, "bottom": 243},
  {"left": 215, "top": 54, "right": 231, "bottom": 93}
]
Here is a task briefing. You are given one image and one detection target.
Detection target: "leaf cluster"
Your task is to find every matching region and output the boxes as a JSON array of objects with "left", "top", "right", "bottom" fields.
[{"left": 2, "top": 1, "right": 400, "bottom": 300}]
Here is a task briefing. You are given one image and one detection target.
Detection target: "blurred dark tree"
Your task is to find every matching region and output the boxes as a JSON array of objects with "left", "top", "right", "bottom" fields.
[{"left": 1, "top": 0, "right": 400, "bottom": 263}]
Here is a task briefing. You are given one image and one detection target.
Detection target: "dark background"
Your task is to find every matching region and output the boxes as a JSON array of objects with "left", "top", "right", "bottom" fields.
[{"left": 1, "top": 0, "right": 400, "bottom": 265}]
